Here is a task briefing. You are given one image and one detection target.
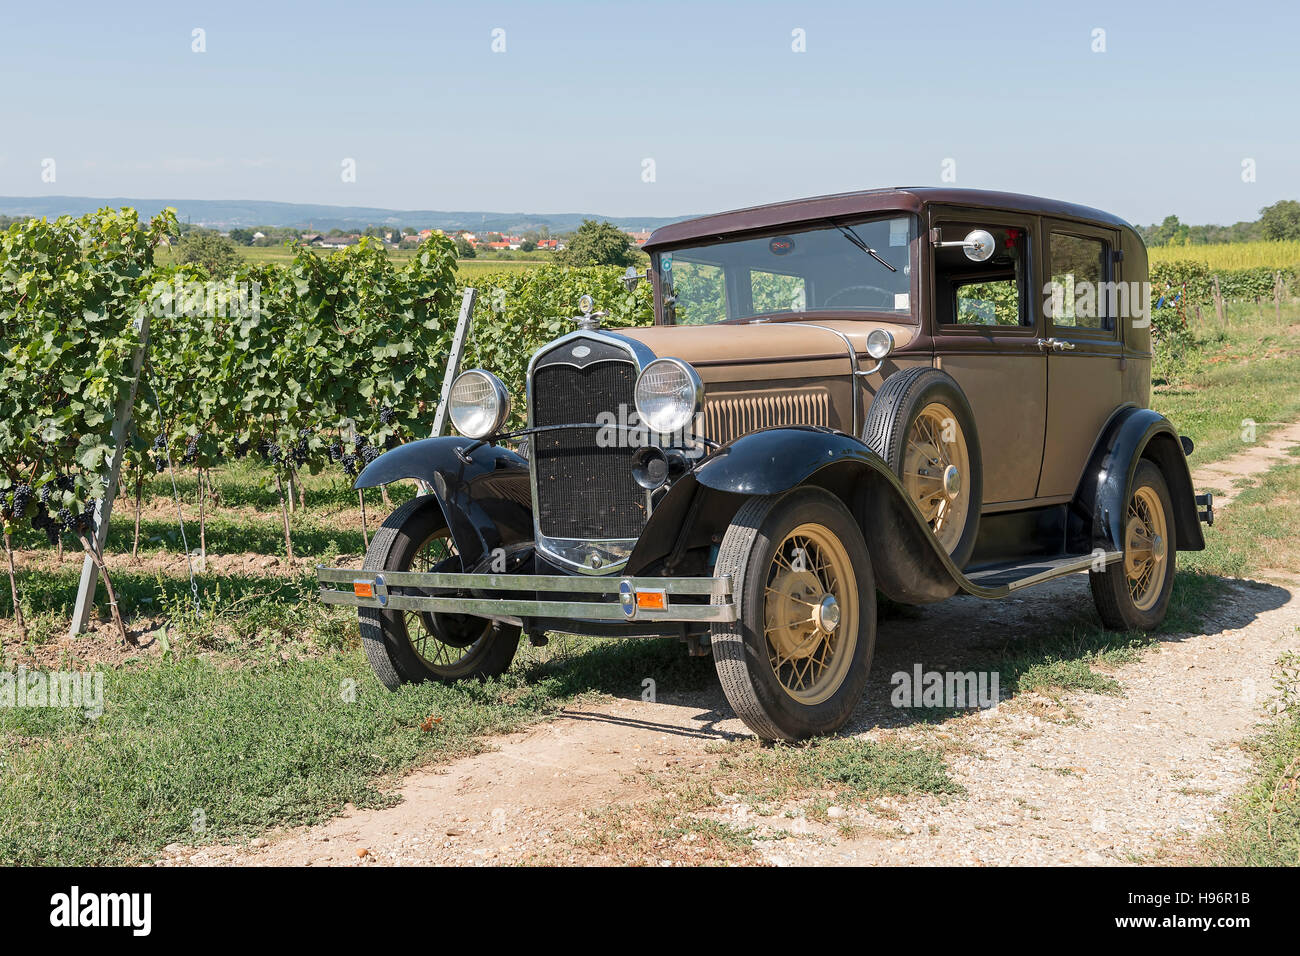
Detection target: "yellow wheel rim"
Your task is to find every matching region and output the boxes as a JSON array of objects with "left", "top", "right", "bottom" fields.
[
  {"left": 1124, "top": 485, "right": 1169, "bottom": 612},
  {"left": 902, "top": 402, "right": 971, "bottom": 554},
  {"left": 763, "top": 522, "right": 858, "bottom": 705}
]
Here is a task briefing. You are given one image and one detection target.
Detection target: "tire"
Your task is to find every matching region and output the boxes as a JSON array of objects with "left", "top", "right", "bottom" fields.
[
  {"left": 1090, "top": 459, "right": 1177, "bottom": 631},
  {"left": 863, "top": 367, "right": 982, "bottom": 569},
  {"left": 358, "top": 497, "right": 520, "bottom": 689},
  {"left": 711, "top": 487, "right": 877, "bottom": 741}
]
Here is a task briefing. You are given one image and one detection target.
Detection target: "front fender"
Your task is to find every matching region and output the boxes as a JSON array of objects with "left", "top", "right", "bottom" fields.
[
  {"left": 682, "top": 427, "right": 963, "bottom": 603},
  {"left": 355, "top": 437, "right": 533, "bottom": 568}
]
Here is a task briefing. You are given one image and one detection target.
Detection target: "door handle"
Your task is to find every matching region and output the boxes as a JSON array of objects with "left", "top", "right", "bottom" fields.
[{"left": 1039, "top": 338, "right": 1076, "bottom": 352}]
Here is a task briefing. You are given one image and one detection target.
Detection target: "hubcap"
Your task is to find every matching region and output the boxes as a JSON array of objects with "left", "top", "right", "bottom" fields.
[
  {"left": 902, "top": 403, "right": 971, "bottom": 554},
  {"left": 403, "top": 530, "right": 491, "bottom": 668},
  {"left": 763, "top": 523, "right": 858, "bottom": 704},
  {"left": 1124, "top": 486, "right": 1169, "bottom": 612}
]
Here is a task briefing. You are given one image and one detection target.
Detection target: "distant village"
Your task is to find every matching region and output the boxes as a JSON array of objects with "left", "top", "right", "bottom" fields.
[{"left": 221, "top": 224, "right": 655, "bottom": 256}]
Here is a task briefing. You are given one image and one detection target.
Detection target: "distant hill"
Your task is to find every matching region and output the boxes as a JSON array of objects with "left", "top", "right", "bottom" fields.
[{"left": 0, "top": 196, "right": 686, "bottom": 234}]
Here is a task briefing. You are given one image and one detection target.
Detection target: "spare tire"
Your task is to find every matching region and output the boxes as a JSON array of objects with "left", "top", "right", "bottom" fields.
[{"left": 863, "top": 367, "right": 982, "bottom": 570}]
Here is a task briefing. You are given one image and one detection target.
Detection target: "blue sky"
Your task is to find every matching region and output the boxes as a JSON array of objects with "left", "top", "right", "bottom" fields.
[{"left": 0, "top": 0, "right": 1295, "bottom": 226}]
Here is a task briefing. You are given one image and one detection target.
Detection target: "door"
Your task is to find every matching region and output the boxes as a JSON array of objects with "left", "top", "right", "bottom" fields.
[
  {"left": 929, "top": 212, "right": 1046, "bottom": 506},
  {"left": 1036, "top": 220, "right": 1125, "bottom": 499}
]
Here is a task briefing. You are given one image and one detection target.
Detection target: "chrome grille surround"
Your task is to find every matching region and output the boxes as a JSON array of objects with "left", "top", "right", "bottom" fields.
[{"left": 526, "top": 330, "right": 657, "bottom": 575}]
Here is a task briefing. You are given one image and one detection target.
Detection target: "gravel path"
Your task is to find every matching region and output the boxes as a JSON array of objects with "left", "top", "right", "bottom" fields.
[{"left": 157, "top": 427, "right": 1300, "bottom": 867}]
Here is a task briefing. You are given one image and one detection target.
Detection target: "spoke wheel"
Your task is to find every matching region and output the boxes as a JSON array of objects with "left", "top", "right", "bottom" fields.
[
  {"left": 1090, "top": 460, "right": 1177, "bottom": 632},
  {"left": 763, "top": 523, "right": 859, "bottom": 705},
  {"left": 863, "top": 367, "right": 982, "bottom": 569},
  {"left": 711, "top": 487, "right": 877, "bottom": 741},
  {"left": 901, "top": 402, "right": 971, "bottom": 554},
  {"left": 358, "top": 497, "right": 520, "bottom": 689}
]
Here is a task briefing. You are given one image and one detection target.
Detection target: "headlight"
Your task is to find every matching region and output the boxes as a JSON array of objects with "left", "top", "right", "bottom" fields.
[
  {"left": 634, "top": 358, "right": 703, "bottom": 436},
  {"left": 448, "top": 370, "right": 510, "bottom": 439},
  {"left": 866, "top": 328, "right": 895, "bottom": 360}
]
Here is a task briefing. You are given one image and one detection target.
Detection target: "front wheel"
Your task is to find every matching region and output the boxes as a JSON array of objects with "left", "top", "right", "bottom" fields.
[
  {"left": 1089, "top": 459, "right": 1177, "bottom": 631},
  {"left": 711, "top": 487, "right": 877, "bottom": 741},
  {"left": 358, "top": 497, "right": 520, "bottom": 689}
]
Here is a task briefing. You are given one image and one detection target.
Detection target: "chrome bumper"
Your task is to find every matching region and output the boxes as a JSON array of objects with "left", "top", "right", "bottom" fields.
[{"left": 316, "top": 567, "right": 737, "bottom": 624}]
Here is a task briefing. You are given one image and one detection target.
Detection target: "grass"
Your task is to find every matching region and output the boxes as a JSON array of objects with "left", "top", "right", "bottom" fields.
[
  {"left": 0, "top": 634, "right": 718, "bottom": 865},
  {"left": 1199, "top": 645, "right": 1300, "bottom": 866}
]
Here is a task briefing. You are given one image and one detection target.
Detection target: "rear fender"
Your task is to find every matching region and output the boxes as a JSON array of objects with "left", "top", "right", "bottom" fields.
[
  {"left": 354, "top": 437, "right": 534, "bottom": 568},
  {"left": 1071, "top": 408, "right": 1206, "bottom": 554}
]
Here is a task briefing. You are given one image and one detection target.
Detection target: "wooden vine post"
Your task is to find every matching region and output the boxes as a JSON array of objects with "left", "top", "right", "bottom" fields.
[{"left": 68, "top": 310, "right": 151, "bottom": 639}]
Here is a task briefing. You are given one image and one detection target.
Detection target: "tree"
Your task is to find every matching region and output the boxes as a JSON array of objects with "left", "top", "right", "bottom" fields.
[
  {"left": 228, "top": 228, "right": 255, "bottom": 245},
  {"left": 1259, "top": 200, "right": 1300, "bottom": 241},
  {"left": 175, "top": 228, "right": 241, "bottom": 277},
  {"left": 520, "top": 238, "right": 537, "bottom": 252},
  {"left": 455, "top": 236, "right": 476, "bottom": 258},
  {"left": 558, "top": 219, "right": 637, "bottom": 267}
]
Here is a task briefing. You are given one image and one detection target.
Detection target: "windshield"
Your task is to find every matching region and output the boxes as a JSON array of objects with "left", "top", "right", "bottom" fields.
[{"left": 655, "top": 214, "right": 916, "bottom": 325}]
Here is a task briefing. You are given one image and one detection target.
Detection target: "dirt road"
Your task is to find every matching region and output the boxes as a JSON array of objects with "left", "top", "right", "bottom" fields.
[{"left": 158, "top": 426, "right": 1300, "bottom": 867}]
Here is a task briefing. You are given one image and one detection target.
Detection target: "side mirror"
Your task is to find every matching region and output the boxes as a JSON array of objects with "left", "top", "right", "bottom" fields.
[
  {"left": 622, "top": 266, "right": 646, "bottom": 292},
  {"left": 933, "top": 228, "right": 997, "bottom": 262}
]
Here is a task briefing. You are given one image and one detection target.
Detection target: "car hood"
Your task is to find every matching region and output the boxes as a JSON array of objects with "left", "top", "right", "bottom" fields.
[{"left": 617, "top": 319, "right": 917, "bottom": 369}]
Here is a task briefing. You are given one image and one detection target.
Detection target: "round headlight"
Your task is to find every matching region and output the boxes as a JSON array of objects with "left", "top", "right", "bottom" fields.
[
  {"left": 634, "top": 358, "right": 703, "bottom": 436},
  {"left": 448, "top": 370, "right": 510, "bottom": 439},
  {"left": 866, "top": 328, "right": 895, "bottom": 360}
]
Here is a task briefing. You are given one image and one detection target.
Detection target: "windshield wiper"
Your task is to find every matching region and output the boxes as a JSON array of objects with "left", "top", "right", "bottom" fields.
[{"left": 832, "top": 222, "right": 897, "bottom": 273}]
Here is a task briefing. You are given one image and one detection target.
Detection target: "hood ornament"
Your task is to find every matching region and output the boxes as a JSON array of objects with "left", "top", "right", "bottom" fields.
[{"left": 573, "top": 293, "right": 606, "bottom": 331}]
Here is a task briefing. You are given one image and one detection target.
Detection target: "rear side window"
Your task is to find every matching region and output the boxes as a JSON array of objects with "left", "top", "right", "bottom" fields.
[{"left": 1048, "top": 233, "right": 1111, "bottom": 330}]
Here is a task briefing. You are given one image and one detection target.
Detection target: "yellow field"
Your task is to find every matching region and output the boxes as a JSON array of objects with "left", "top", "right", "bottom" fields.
[{"left": 1148, "top": 240, "right": 1300, "bottom": 270}]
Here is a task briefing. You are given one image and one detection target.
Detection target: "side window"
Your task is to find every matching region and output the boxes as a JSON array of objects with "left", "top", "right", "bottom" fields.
[
  {"left": 750, "top": 269, "right": 806, "bottom": 315},
  {"left": 1048, "top": 233, "right": 1110, "bottom": 330},
  {"left": 935, "top": 223, "right": 1031, "bottom": 327},
  {"left": 669, "top": 260, "right": 727, "bottom": 325}
]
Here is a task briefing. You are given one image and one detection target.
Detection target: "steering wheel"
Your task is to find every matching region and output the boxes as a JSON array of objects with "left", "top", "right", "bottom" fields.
[{"left": 822, "top": 284, "right": 896, "bottom": 309}]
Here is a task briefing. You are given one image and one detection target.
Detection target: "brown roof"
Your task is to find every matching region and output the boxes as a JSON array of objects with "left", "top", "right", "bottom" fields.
[{"left": 642, "top": 187, "right": 1135, "bottom": 251}]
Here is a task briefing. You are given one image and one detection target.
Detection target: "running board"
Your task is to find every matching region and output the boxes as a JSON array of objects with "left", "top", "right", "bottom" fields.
[{"left": 959, "top": 551, "right": 1122, "bottom": 599}]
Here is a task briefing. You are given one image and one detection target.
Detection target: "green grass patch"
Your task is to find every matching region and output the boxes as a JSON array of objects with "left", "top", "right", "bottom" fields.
[{"left": 0, "top": 635, "right": 716, "bottom": 865}]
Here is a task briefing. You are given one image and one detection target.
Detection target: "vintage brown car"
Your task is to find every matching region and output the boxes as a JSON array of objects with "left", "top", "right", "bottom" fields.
[{"left": 318, "top": 187, "right": 1213, "bottom": 741}]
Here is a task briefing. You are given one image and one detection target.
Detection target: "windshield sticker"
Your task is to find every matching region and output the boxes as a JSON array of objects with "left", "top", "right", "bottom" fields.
[
  {"left": 769, "top": 237, "right": 795, "bottom": 256},
  {"left": 660, "top": 253, "right": 672, "bottom": 273},
  {"left": 895, "top": 293, "right": 910, "bottom": 311},
  {"left": 889, "top": 218, "right": 909, "bottom": 247}
]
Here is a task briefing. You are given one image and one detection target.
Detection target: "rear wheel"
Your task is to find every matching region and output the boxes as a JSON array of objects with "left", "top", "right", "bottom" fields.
[
  {"left": 359, "top": 497, "right": 520, "bottom": 689},
  {"left": 1090, "top": 460, "right": 1177, "bottom": 631},
  {"left": 711, "top": 487, "right": 876, "bottom": 741}
]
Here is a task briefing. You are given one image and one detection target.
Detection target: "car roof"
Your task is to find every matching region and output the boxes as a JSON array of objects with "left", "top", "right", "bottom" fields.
[{"left": 642, "top": 187, "right": 1136, "bottom": 251}]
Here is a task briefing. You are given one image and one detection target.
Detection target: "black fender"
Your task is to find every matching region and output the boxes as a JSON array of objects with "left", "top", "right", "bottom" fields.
[
  {"left": 354, "top": 436, "right": 534, "bottom": 569},
  {"left": 628, "top": 427, "right": 963, "bottom": 603},
  {"left": 1071, "top": 407, "right": 1206, "bottom": 555}
]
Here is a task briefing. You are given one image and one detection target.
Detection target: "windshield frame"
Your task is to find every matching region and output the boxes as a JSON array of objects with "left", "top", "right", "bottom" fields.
[{"left": 650, "top": 213, "right": 921, "bottom": 327}]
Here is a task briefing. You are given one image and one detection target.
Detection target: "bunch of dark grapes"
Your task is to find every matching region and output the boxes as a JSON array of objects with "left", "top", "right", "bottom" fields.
[
  {"left": 0, "top": 492, "right": 13, "bottom": 523},
  {"left": 291, "top": 428, "right": 312, "bottom": 466},
  {"left": 379, "top": 405, "right": 395, "bottom": 426},
  {"left": 360, "top": 444, "right": 380, "bottom": 465},
  {"left": 151, "top": 432, "right": 169, "bottom": 472},
  {"left": 258, "top": 439, "right": 282, "bottom": 464},
  {"left": 30, "top": 505, "right": 59, "bottom": 544},
  {"left": 39, "top": 484, "right": 52, "bottom": 505},
  {"left": 234, "top": 439, "right": 251, "bottom": 460},
  {"left": 56, "top": 474, "right": 74, "bottom": 493},
  {"left": 10, "top": 483, "right": 33, "bottom": 518},
  {"left": 182, "top": 435, "right": 199, "bottom": 465},
  {"left": 341, "top": 453, "right": 360, "bottom": 477},
  {"left": 328, "top": 440, "right": 343, "bottom": 463}
]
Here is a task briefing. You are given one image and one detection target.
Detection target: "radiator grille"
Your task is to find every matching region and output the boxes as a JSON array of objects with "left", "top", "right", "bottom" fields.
[
  {"left": 702, "top": 389, "right": 831, "bottom": 446},
  {"left": 531, "top": 359, "right": 645, "bottom": 539}
]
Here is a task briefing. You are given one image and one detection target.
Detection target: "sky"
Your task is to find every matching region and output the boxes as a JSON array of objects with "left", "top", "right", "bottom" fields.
[{"left": 0, "top": 0, "right": 1296, "bottom": 227}]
